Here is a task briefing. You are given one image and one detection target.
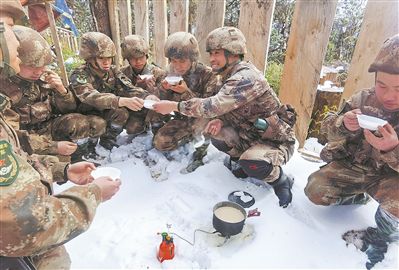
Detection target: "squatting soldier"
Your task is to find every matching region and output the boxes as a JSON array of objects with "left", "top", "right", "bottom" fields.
[
  {"left": 153, "top": 32, "right": 220, "bottom": 172},
  {"left": 305, "top": 35, "right": 399, "bottom": 269},
  {"left": 0, "top": 5, "right": 121, "bottom": 269},
  {"left": 154, "top": 27, "right": 296, "bottom": 207},
  {"left": 0, "top": 25, "right": 107, "bottom": 160},
  {"left": 70, "top": 32, "right": 158, "bottom": 151},
  {"left": 120, "top": 34, "right": 166, "bottom": 137}
]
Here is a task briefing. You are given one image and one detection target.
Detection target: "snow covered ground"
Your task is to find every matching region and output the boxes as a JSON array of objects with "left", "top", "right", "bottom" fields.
[{"left": 55, "top": 133, "right": 398, "bottom": 269}]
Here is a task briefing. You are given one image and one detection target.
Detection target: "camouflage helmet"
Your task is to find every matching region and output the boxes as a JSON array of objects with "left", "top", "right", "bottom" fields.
[
  {"left": 368, "top": 34, "right": 399, "bottom": 74},
  {"left": 79, "top": 32, "right": 116, "bottom": 60},
  {"left": 206, "top": 27, "right": 247, "bottom": 55},
  {"left": 13, "top": 25, "right": 53, "bottom": 67},
  {"left": 164, "top": 32, "right": 200, "bottom": 61},
  {"left": 121, "top": 35, "right": 149, "bottom": 59},
  {"left": 0, "top": 0, "right": 26, "bottom": 22}
]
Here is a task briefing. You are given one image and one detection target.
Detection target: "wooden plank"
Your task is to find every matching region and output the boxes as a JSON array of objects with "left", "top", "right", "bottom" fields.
[
  {"left": 195, "top": 0, "right": 225, "bottom": 64},
  {"left": 45, "top": 2, "right": 69, "bottom": 85},
  {"left": 279, "top": 0, "right": 338, "bottom": 148},
  {"left": 119, "top": 0, "right": 132, "bottom": 39},
  {"left": 107, "top": 0, "right": 122, "bottom": 70},
  {"left": 169, "top": 0, "right": 189, "bottom": 33},
  {"left": 238, "top": 0, "right": 275, "bottom": 74},
  {"left": 133, "top": 0, "right": 149, "bottom": 42},
  {"left": 341, "top": 0, "right": 399, "bottom": 103},
  {"left": 153, "top": 0, "right": 168, "bottom": 68}
]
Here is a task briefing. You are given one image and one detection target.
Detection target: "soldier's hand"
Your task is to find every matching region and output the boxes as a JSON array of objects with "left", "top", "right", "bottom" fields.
[
  {"left": 161, "top": 79, "right": 171, "bottom": 90},
  {"left": 92, "top": 177, "right": 121, "bottom": 202},
  {"left": 45, "top": 70, "right": 67, "bottom": 95},
  {"left": 137, "top": 76, "right": 156, "bottom": 90},
  {"left": 119, "top": 97, "right": 144, "bottom": 111},
  {"left": 57, "top": 141, "right": 78, "bottom": 155},
  {"left": 343, "top": 109, "right": 362, "bottom": 132},
  {"left": 153, "top": 100, "right": 178, "bottom": 114},
  {"left": 364, "top": 123, "right": 399, "bottom": 152},
  {"left": 169, "top": 80, "right": 188, "bottom": 94},
  {"left": 145, "top": 95, "right": 160, "bottom": 101},
  {"left": 67, "top": 161, "right": 96, "bottom": 185},
  {"left": 204, "top": 119, "right": 223, "bottom": 136}
]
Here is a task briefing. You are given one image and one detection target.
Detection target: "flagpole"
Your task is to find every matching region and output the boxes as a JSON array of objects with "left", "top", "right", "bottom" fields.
[{"left": 45, "top": 1, "right": 69, "bottom": 86}]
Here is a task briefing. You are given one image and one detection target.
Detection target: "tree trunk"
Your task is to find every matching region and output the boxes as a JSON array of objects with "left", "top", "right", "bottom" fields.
[{"left": 90, "top": 1, "right": 111, "bottom": 37}]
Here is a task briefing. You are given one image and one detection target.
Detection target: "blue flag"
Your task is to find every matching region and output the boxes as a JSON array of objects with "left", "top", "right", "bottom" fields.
[{"left": 53, "top": 0, "right": 78, "bottom": 36}]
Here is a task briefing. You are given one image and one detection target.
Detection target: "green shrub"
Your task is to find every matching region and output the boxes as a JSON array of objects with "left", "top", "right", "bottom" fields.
[{"left": 265, "top": 62, "right": 284, "bottom": 95}]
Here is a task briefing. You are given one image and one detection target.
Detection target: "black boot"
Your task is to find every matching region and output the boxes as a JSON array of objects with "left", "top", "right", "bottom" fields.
[
  {"left": 71, "top": 138, "right": 100, "bottom": 163},
  {"left": 223, "top": 156, "right": 249, "bottom": 178},
  {"left": 181, "top": 141, "right": 209, "bottom": 174},
  {"left": 269, "top": 170, "right": 294, "bottom": 208},
  {"left": 99, "top": 124, "right": 123, "bottom": 150}
]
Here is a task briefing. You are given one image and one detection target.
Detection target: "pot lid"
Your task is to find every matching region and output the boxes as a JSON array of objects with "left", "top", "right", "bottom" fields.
[{"left": 228, "top": 190, "right": 255, "bottom": 208}]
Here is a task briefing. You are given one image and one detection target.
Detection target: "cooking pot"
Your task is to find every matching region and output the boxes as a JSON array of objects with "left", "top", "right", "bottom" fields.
[{"left": 213, "top": 201, "right": 259, "bottom": 237}]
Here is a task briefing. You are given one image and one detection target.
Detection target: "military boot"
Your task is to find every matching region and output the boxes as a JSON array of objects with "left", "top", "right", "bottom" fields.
[
  {"left": 337, "top": 193, "right": 371, "bottom": 205},
  {"left": 223, "top": 156, "right": 248, "bottom": 178},
  {"left": 181, "top": 141, "right": 210, "bottom": 174},
  {"left": 269, "top": 170, "right": 294, "bottom": 208},
  {"left": 71, "top": 138, "right": 101, "bottom": 162},
  {"left": 99, "top": 124, "right": 123, "bottom": 150}
]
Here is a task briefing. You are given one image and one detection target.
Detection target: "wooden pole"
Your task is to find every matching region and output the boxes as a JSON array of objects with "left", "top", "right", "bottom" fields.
[
  {"left": 153, "top": 0, "right": 168, "bottom": 68},
  {"left": 279, "top": 0, "right": 338, "bottom": 148},
  {"left": 45, "top": 2, "right": 69, "bottom": 85},
  {"left": 195, "top": 0, "right": 225, "bottom": 65},
  {"left": 341, "top": 0, "right": 399, "bottom": 104},
  {"left": 239, "top": 0, "right": 275, "bottom": 74},
  {"left": 169, "top": 0, "right": 189, "bottom": 33},
  {"left": 107, "top": 0, "right": 122, "bottom": 70},
  {"left": 119, "top": 0, "right": 132, "bottom": 39},
  {"left": 133, "top": 0, "right": 149, "bottom": 42}
]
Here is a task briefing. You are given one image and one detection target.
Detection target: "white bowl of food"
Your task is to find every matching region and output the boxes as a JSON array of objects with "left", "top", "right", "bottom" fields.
[
  {"left": 165, "top": 76, "right": 183, "bottom": 85},
  {"left": 139, "top": 74, "right": 153, "bottom": 80},
  {"left": 91, "top": 167, "right": 121, "bottom": 181},
  {"left": 357, "top": 114, "right": 387, "bottom": 131},
  {"left": 143, "top": 99, "right": 156, "bottom": 109}
]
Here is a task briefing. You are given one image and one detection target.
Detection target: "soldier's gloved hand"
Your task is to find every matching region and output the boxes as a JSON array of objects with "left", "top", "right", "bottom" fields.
[
  {"left": 364, "top": 123, "right": 399, "bottom": 152},
  {"left": 92, "top": 176, "right": 121, "bottom": 202},
  {"left": 57, "top": 141, "right": 78, "bottom": 155},
  {"left": 343, "top": 109, "right": 362, "bottom": 131},
  {"left": 67, "top": 161, "right": 96, "bottom": 185},
  {"left": 119, "top": 97, "right": 144, "bottom": 111},
  {"left": 153, "top": 100, "right": 178, "bottom": 115},
  {"left": 45, "top": 70, "right": 67, "bottom": 95},
  {"left": 169, "top": 80, "right": 188, "bottom": 94},
  {"left": 145, "top": 94, "right": 160, "bottom": 101},
  {"left": 204, "top": 119, "right": 224, "bottom": 136}
]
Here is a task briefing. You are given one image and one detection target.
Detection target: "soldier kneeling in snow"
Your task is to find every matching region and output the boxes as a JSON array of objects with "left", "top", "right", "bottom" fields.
[{"left": 305, "top": 35, "right": 399, "bottom": 269}]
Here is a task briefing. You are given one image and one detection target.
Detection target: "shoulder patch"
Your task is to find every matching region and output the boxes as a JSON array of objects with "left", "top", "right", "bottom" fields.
[
  {"left": 0, "top": 140, "right": 19, "bottom": 186},
  {"left": 76, "top": 74, "right": 88, "bottom": 84}
]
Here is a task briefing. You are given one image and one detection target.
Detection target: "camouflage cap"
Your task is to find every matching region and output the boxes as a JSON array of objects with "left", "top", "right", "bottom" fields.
[
  {"left": 0, "top": 0, "right": 26, "bottom": 22},
  {"left": 206, "top": 27, "right": 247, "bottom": 55},
  {"left": 13, "top": 25, "right": 52, "bottom": 67},
  {"left": 164, "top": 32, "right": 199, "bottom": 61},
  {"left": 79, "top": 32, "right": 116, "bottom": 60},
  {"left": 121, "top": 35, "right": 149, "bottom": 59},
  {"left": 368, "top": 34, "right": 399, "bottom": 74}
]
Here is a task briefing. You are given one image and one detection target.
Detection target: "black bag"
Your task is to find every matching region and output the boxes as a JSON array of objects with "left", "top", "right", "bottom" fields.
[{"left": 0, "top": 256, "right": 36, "bottom": 270}]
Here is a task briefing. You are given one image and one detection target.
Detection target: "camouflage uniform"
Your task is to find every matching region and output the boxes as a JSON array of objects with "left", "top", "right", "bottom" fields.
[
  {"left": 153, "top": 32, "right": 220, "bottom": 151},
  {"left": 305, "top": 34, "right": 399, "bottom": 269},
  {"left": 0, "top": 26, "right": 106, "bottom": 156},
  {"left": 70, "top": 32, "right": 150, "bottom": 149},
  {"left": 0, "top": 14, "right": 102, "bottom": 269}
]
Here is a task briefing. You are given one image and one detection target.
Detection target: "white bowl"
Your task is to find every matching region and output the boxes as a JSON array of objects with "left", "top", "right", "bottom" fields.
[
  {"left": 165, "top": 76, "right": 182, "bottom": 85},
  {"left": 139, "top": 74, "right": 153, "bottom": 80},
  {"left": 143, "top": 99, "right": 156, "bottom": 109},
  {"left": 91, "top": 167, "right": 121, "bottom": 181},
  {"left": 357, "top": 114, "right": 387, "bottom": 131}
]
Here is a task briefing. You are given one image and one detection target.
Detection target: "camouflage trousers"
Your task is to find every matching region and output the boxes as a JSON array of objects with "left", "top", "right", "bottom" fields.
[
  {"left": 32, "top": 245, "right": 71, "bottom": 270},
  {"left": 211, "top": 126, "right": 294, "bottom": 182},
  {"left": 305, "top": 161, "right": 399, "bottom": 218},
  {"left": 153, "top": 117, "right": 209, "bottom": 151}
]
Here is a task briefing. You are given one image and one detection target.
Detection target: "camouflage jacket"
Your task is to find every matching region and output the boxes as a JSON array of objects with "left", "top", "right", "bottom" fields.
[
  {"left": 0, "top": 75, "right": 77, "bottom": 154},
  {"left": 0, "top": 95, "right": 102, "bottom": 257},
  {"left": 179, "top": 61, "right": 296, "bottom": 146},
  {"left": 121, "top": 63, "right": 166, "bottom": 96},
  {"left": 70, "top": 63, "right": 149, "bottom": 113},
  {"left": 320, "top": 87, "right": 399, "bottom": 173}
]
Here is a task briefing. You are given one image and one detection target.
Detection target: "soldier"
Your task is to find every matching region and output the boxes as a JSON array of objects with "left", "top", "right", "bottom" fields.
[
  {"left": 120, "top": 34, "right": 166, "bottom": 137},
  {"left": 70, "top": 32, "right": 158, "bottom": 151},
  {"left": 0, "top": 25, "right": 107, "bottom": 160},
  {"left": 153, "top": 32, "right": 220, "bottom": 172},
  {"left": 0, "top": 3, "right": 121, "bottom": 269},
  {"left": 154, "top": 27, "right": 296, "bottom": 207},
  {"left": 305, "top": 35, "right": 399, "bottom": 269}
]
